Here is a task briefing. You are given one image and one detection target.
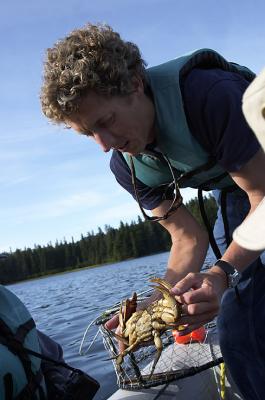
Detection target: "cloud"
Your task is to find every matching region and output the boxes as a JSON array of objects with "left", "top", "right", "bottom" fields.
[
  {"left": 59, "top": 199, "right": 141, "bottom": 240},
  {"left": 0, "top": 190, "right": 105, "bottom": 224},
  {"left": 0, "top": 124, "right": 55, "bottom": 144},
  {"left": 0, "top": 193, "right": 141, "bottom": 251}
]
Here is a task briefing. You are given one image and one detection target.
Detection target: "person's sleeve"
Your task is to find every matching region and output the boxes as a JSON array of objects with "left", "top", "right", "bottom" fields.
[
  {"left": 110, "top": 151, "right": 174, "bottom": 210},
  {"left": 183, "top": 69, "right": 261, "bottom": 172}
]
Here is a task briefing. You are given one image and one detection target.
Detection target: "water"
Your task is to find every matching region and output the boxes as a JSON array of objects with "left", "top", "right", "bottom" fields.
[{"left": 7, "top": 252, "right": 170, "bottom": 400}]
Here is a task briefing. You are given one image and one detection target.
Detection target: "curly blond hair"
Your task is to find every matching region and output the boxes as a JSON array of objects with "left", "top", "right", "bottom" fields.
[{"left": 40, "top": 23, "right": 147, "bottom": 124}]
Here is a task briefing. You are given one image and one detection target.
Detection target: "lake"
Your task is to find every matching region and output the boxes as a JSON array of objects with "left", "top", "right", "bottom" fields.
[{"left": 7, "top": 252, "right": 171, "bottom": 400}]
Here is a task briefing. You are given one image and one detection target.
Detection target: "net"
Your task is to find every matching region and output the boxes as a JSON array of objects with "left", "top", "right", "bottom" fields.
[
  {"left": 83, "top": 291, "right": 223, "bottom": 391},
  {"left": 100, "top": 320, "right": 222, "bottom": 389}
]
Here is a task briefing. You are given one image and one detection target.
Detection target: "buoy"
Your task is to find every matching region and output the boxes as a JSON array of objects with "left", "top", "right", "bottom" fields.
[{"left": 172, "top": 326, "right": 206, "bottom": 344}]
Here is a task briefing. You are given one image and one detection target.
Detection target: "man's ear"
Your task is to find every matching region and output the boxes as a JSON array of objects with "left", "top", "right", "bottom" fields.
[{"left": 131, "top": 74, "right": 144, "bottom": 93}]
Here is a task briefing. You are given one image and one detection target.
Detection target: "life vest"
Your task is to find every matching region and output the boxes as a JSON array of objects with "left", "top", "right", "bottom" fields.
[
  {"left": 123, "top": 48, "right": 255, "bottom": 191},
  {"left": 0, "top": 285, "right": 47, "bottom": 400}
]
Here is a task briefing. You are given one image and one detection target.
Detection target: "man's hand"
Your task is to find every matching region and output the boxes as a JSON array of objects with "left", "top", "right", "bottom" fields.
[
  {"left": 105, "top": 313, "right": 127, "bottom": 353},
  {"left": 105, "top": 313, "right": 119, "bottom": 330},
  {"left": 170, "top": 268, "right": 228, "bottom": 336}
]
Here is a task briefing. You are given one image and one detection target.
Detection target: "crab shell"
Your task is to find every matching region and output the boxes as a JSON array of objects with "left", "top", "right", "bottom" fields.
[{"left": 111, "top": 277, "right": 182, "bottom": 377}]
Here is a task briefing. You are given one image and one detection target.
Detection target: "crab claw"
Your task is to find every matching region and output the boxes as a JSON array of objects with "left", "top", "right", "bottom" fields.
[
  {"left": 149, "top": 281, "right": 175, "bottom": 306},
  {"left": 119, "top": 292, "right": 137, "bottom": 331},
  {"left": 149, "top": 277, "right": 173, "bottom": 291},
  {"left": 149, "top": 277, "right": 182, "bottom": 322},
  {"left": 125, "top": 292, "right": 137, "bottom": 321}
]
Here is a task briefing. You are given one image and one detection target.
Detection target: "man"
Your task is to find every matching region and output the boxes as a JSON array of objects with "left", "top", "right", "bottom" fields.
[
  {"left": 172, "top": 69, "right": 265, "bottom": 399},
  {"left": 170, "top": 65, "right": 265, "bottom": 400},
  {"left": 41, "top": 23, "right": 265, "bottom": 398}
]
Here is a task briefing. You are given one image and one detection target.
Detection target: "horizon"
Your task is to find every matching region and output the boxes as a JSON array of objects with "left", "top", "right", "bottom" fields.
[{"left": 3, "top": 194, "right": 205, "bottom": 253}]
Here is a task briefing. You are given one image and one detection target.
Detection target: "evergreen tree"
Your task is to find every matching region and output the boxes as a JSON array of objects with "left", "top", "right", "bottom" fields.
[{"left": 0, "top": 195, "right": 218, "bottom": 284}]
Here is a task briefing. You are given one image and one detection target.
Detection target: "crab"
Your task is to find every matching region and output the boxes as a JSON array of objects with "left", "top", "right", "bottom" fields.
[{"left": 109, "top": 277, "right": 182, "bottom": 377}]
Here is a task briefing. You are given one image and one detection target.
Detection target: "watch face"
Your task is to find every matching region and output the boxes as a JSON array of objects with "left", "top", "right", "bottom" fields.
[
  {"left": 213, "top": 260, "right": 241, "bottom": 288},
  {"left": 229, "top": 272, "right": 241, "bottom": 288}
]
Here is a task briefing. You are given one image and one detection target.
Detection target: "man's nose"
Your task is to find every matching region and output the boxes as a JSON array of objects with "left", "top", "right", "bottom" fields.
[{"left": 93, "top": 131, "right": 113, "bottom": 153}]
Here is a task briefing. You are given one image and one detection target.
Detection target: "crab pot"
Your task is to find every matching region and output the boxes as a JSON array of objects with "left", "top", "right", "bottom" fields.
[{"left": 99, "top": 320, "right": 223, "bottom": 390}]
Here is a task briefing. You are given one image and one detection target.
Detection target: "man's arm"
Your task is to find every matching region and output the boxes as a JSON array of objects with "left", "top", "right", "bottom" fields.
[
  {"left": 133, "top": 200, "right": 210, "bottom": 309},
  {"left": 152, "top": 201, "right": 209, "bottom": 285},
  {"left": 172, "top": 149, "right": 265, "bottom": 333},
  {"left": 106, "top": 198, "right": 210, "bottom": 331},
  {"left": 106, "top": 198, "right": 209, "bottom": 329}
]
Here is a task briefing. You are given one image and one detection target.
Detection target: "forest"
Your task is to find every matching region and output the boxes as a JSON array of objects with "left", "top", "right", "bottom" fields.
[{"left": 0, "top": 196, "right": 217, "bottom": 284}]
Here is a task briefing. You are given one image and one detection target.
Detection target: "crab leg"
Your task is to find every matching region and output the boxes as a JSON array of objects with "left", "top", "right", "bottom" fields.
[
  {"left": 116, "top": 338, "right": 142, "bottom": 365},
  {"left": 109, "top": 330, "right": 130, "bottom": 346},
  {"left": 149, "top": 331, "right": 163, "bottom": 378}
]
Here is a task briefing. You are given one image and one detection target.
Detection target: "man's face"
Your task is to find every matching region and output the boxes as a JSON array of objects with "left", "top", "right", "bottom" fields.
[{"left": 67, "top": 82, "right": 156, "bottom": 156}]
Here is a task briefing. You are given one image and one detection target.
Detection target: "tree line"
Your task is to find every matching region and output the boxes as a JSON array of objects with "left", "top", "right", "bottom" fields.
[{"left": 0, "top": 195, "right": 217, "bottom": 285}]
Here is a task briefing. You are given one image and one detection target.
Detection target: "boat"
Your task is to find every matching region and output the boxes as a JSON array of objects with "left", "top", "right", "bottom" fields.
[{"left": 107, "top": 366, "right": 243, "bottom": 400}]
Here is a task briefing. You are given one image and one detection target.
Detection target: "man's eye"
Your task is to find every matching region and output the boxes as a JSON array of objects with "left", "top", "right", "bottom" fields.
[{"left": 98, "top": 114, "right": 115, "bottom": 128}]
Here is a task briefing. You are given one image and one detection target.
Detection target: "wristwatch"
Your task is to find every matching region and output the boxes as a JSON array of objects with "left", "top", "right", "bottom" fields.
[{"left": 213, "top": 259, "right": 242, "bottom": 288}]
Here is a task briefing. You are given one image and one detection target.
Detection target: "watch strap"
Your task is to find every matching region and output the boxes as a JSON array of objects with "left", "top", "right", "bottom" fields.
[
  {"left": 213, "top": 259, "right": 241, "bottom": 288},
  {"left": 213, "top": 259, "right": 236, "bottom": 274}
]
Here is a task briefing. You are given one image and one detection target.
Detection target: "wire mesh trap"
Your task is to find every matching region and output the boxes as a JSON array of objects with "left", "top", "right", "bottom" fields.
[{"left": 80, "top": 291, "right": 223, "bottom": 391}]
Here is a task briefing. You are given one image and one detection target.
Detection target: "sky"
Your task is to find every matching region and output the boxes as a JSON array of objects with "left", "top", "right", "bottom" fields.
[{"left": 1, "top": 0, "right": 265, "bottom": 252}]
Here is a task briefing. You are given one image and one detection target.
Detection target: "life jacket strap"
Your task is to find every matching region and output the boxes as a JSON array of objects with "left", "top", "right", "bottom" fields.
[
  {"left": 13, "top": 369, "right": 45, "bottom": 400},
  {"left": 14, "top": 319, "right": 35, "bottom": 343},
  {"left": 198, "top": 188, "right": 237, "bottom": 258},
  {"left": 177, "top": 157, "right": 217, "bottom": 186},
  {"left": 0, "top": 318, "right": 45, "bottom": 400},
  {"left": 3, "top": 373, "right": 13, "bottom": 400}
]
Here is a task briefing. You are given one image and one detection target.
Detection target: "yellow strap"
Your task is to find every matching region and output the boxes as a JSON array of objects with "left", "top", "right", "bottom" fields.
[{"left": 220, "top": 362, "right": 226, "bottom": 399}]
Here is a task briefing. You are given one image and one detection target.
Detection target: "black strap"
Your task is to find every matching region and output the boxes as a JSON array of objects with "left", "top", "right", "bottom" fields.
[
  {"left": 180, "top": 49, "right": 255, "bottom": 83},
  {"left": 0, "top": 320, "right": 33, "bottom": 376},
  {"left": 0, "top": 318, "right": 36, "bottom": 344},
  {"left": 14, "top": 319, "right": 36, "bottom": 343},
  {"left": 22, "top": 346, "right": 81, "bottom": 373},
  {"left": 13, "top": 370, "right": 44, "bottom": 400},
  {"left": 197, "top": 173, "right": 236, "bottom": 191},
  {"left": 198, "top": 188, "right": 238, "bottom": 258},
  {"left": 219, "top": 190, "right": 243, "bottom": 303},
  {"left": 0, "top": 318, "right": 100, "bottom": 399},
  {"left": 4, "top": 373, "right": 13, "bottom": 400},
  {"left": 198, "top": 188, "right": 243, "bottom": 303},
  {"left": 140, "top": 148, "right": 230, "bottom": 191},
  {"left": 0, "top": 318, "right": 82, "bottom": 373},
  {"left": 198, "top": 189, "right": 221, "bottom": 259},
  {"left": 0, "top": 319, "right": 16, "bottom": 338},
  {"left": 177, "top": 158, "right": 217, "bottom": 187},
  {"left": 220, "top": 190, "right": 231, "bottom": 247},
  {"left": 176, "top": 159, "right": 237, "bottom": 192}
]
